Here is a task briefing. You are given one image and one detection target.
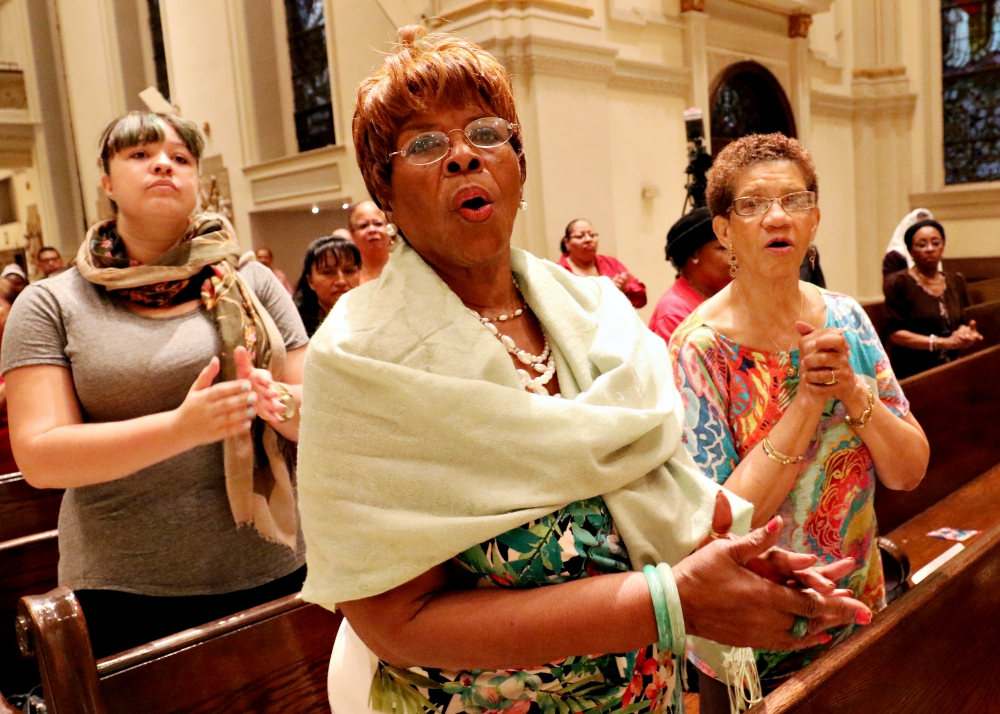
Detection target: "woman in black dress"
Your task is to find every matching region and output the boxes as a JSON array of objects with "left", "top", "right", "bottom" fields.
[{"left": 884, "top": 219, "right": 982, "bottom": 378}]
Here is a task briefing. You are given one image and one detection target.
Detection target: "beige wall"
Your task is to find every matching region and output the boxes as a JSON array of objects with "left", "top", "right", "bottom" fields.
[{"left": 15, "top": 0, "right": 998, "bottom": 307}]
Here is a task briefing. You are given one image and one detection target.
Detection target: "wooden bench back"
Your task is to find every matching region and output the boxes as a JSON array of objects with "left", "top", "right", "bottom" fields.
[
  {"left": 942, "top": 255, "right": 1000, "bottom": 282},
  {"left": 966, "top": 276, "right": 1000, "bottom": 305},
  {"left": 0, "top": 473, "right": 62, "bottom": 543},
  {"left": 859, "top": 299, "right": 887, "bottom": 343},
  {"left": 750, "top": 519, "right": 1000, "bottom": 713},
  {"left": 875, "top": 343, "right": 1000, "bottom": 532},
  {"left": 17, "top": 588, "right": 342, "bottom": 714},
  {"left": 0, "top": 530, "right": 58, "bottom": 696},
  {"left": 964, "top": 299, "right": 1000, "bottom": 352}
]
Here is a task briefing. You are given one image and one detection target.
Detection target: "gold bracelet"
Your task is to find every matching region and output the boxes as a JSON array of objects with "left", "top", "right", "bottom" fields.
[
  {"left": 761, "top": 436, "right": 804, "bottom": 466},
  {"left": 272, "top": 382, "right": 297, "bottom": 422},
  {"left": 844, "top": 384, "right": 876, "bottom": 431}
]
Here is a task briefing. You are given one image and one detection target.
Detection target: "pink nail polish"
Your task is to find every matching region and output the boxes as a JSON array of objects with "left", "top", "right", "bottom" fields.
[
  {"left": 855, "top": 610, "right": 872, "bottom": 626},
  {"left": 766, "top": 517, "right": 780, "bottom": 533}
]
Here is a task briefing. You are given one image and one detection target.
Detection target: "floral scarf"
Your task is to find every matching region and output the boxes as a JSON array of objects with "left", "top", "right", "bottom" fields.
[{"left": 75, "top": 213, "right": 298, "bottom": 549}]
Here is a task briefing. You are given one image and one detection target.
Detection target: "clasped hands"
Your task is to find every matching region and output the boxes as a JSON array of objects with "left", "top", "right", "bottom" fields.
[
  {"left": 610, "top": 271, "right": 633, "bottom": 292},
  {"left": 940, "top": 320, "right": 983, "bottom": 351},
  {"left": 673, "top": 492, "right": 871, "bottom": 652},
  {"left": 173, "top": 346, "right": 293, "bottom": 447}
]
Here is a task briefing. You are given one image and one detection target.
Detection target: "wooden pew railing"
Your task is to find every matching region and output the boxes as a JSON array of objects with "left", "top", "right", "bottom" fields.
[
  {"left": 749, "top": 518, "right": 1000, "bottom": 713},
  {"left": 16, "top": 588, "right": 342, "bottom": 714},
  {"left": 0, "top": 473, "right": 61, "bottom": 697},
  {"left": 942, "top": 255, "right": 1000, "bottom": 283},
  {"left": 0, "top": 472, "right": 62, "bottom": 543},
  {"left": 874, "top": 343, "right": 1000, "bottom": 533},
  {"left": 966, "top": 277, "right": 1000, "bottom": 305},
  {"left": 963, "top": 299, "right": 1000, "bottom": 352}
]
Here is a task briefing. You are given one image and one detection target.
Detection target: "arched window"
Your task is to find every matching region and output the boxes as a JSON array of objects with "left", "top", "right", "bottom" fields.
[
  {"left": 941, "top": 1, "right": 1000, "bottom": 184},
  {"left": 709, "top": 62, "right": 796, "bottom": 156},
  {"left": 283, "top": 0, "right": 334, "bottom": 152}
]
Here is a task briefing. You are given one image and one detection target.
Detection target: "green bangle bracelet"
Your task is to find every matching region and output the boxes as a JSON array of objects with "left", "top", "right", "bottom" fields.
[
  {"left": 655, "top": 563, "right": 687, "bottom": 659},
  {"left": 642, "top": 565, "right": 673, "bottom": 653}
]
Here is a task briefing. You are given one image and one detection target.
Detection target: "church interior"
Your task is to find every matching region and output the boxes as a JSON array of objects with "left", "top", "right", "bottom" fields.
[{"left": 0, "top": 0, "right": 998, "bottom": 712}]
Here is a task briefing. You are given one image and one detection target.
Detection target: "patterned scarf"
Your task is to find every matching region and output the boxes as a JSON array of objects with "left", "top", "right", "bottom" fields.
[{"left": 76, "top": 213, "right": 298, "bottom": 549}]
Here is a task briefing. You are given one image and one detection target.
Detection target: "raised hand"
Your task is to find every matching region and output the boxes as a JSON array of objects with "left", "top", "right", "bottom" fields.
[
  {"left": 795, "top": 321, "right": 867, "bottom": 407},
  {"left": 173, "top": 357, "right": 254, "bottom": 446},
  {"left": 233, "top": 346, "right": 287, "bottom": 426}
]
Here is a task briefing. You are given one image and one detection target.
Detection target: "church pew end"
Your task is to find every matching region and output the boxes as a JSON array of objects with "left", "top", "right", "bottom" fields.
[
  {"left": 17, "top": 587, "right": 342, "bottom": 714},
  {"left": 748, "top": 520, "right": 1000, "bottom": 713}
]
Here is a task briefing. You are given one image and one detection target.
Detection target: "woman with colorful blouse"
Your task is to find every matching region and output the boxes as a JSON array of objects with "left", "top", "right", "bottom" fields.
[{"left": 669, "top": 134, "right": 929, "bottom": 707}]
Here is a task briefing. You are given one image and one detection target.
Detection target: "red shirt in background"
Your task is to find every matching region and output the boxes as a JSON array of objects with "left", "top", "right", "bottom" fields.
[
  {"left": 648, "top": 276, "right": 704, "bottom": 343},
  {"left": 557, "top": 253, "right": 647, "bottom": 309}
]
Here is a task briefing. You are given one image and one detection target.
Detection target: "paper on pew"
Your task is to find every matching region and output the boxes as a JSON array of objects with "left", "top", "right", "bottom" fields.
[{"left": 912, "top": 542, "right": 965, "bottom": 584}]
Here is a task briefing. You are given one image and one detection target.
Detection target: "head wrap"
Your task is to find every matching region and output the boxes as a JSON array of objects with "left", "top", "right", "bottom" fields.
[
  {"left": 1, "top": 264, "right": 26, "bottom": 281},
  {"left": 666, "top": 208, "right": 715, "bottom": 270},
  {"left": 887, "top": 209, "right": 934, "bottom": 267}
]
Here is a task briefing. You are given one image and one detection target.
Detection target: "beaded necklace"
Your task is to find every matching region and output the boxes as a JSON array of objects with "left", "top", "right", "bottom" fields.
[{"left": 468, "top": 283, "right": 556, "bottom": 396}]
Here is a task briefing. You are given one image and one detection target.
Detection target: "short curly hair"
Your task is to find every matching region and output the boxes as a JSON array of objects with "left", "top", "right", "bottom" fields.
[
  {"left": 706, "top": 133, "right": 818, "bottom": 217},
  {"left": 353, "top": 26, "right": 526, "bottom": 211}
]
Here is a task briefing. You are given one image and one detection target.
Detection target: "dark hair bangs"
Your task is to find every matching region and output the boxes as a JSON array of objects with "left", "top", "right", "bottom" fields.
[{"left": 99, "top": 112, "right": 204, "bottom": 173}]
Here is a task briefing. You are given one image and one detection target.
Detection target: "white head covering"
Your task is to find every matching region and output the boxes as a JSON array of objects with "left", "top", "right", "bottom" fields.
[
  {"left": 887, "top": 208, "right": 934, "bottom": 268},
  {"left": 1, "top": 263, "right": 26, "bottom": 280}
]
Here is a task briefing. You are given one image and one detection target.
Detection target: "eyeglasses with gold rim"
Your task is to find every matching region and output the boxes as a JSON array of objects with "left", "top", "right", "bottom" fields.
[
  {"left": 389, "top": 117, "right": 518, "bottom": 166},
  {"left": 729, "top": 191, "right": 817, "bottom": 217}
]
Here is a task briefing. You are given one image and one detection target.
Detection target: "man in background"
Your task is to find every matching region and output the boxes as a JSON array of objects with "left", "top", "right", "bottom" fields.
[{"left": 254, "top": 246, "right": 294, "bottom": 294}]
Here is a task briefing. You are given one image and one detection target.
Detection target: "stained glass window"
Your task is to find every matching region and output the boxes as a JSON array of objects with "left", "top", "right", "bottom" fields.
[
  {"left": 941, "top": 1, "right": 1000, "bottom": 184},
  {"left": 146, "top": 0, "right": 169, "bottom": 102},
  {"left": 284, "top": 0, "right": 335, "bottom": 152}
]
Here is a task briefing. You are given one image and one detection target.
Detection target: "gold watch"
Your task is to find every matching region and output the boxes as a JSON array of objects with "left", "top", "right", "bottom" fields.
[{"left": 272, "top": 382, "right": 297, "bottom": 422}]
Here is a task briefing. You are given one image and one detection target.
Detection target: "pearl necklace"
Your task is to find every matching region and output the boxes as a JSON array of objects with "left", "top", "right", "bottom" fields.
[{"left": 469, "top": 307, "right": 556, "bottom": 396}]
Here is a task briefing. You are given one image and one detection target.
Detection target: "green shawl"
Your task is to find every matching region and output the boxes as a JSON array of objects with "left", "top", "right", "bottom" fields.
[{"left": 297, "top": 242, "right": 752, "bottom": 609}]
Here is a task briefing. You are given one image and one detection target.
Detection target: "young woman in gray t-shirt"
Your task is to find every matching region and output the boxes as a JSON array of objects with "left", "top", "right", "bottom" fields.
[{"left": 2, "top": 112, "right": 310, "bottom": 658}]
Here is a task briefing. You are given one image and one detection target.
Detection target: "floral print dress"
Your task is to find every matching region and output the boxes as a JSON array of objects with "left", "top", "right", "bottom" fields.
[
  {"left": 370, "top": 497, "right": 681, "bottom": 714},
  {"left": 669, "top": 290, "right": 909, "bottom": 688}
]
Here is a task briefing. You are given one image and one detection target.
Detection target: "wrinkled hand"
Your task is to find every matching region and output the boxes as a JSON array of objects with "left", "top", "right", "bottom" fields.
[
  {"left": 234, "top": 346, "right": 287, "bottom": 426},
  {"left": 676, "top": 492, "right": 871, "bottom": 651},
  {"left": 174, "top": 357, "right": 254, "bottom": 446},
  {"left": 699, "top": 492, "right": 856, "bottom": 596},
  {"left": 795, "top": 321, "right": 866, "bottom": 406}
]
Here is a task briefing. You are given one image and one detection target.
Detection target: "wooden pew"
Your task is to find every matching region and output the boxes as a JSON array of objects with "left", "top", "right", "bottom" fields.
[
  {"left": 17, "top": 588, "right": 342, "bottom": 714},
  {"left": 966, "top": 276, "right": 1000, "bottom": 305},
  {"left": 0, "top": 530, "right": 58, "bottom": 697},
  {"left": 859, "top": 299, "right": 887, "bottom": 344},
  {"left": 963, "top": 299, "right": 1000, "bottom": 352},
  {"left": 0, "top": 473, "right": 62, "bottom": 696},
  {"left": 749, "top": 517, "right": 1000, "bottom": 713},
  {"left": 874, "top": 343, "right": 1000, "bottom": 533},
  {"left": 0, "top": 473, "right": 62, "bottom": 542},
  {"left": 942, "top": 255, "right": 1000, "bottom": 283}
]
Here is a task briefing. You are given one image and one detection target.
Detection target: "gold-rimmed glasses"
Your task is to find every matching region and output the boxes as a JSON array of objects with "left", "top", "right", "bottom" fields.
[
  {"left": 729, "top": 191, "right": 817, "bottom": 217},
  {"left": 388, "top": 117, "right": 518, "bottom": 166}
]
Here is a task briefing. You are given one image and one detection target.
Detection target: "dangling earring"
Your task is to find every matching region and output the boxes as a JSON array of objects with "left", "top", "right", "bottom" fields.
[
  {"left": 385, "top": 223, "right": 397, "bottom": 237},
  {"left": 519, "top": 199, "right": 528, "bottom": 211},
  {"left": 728, "top": 247, "right": 739, "bottom": 277},
  {"left": 809, "top": 245, "right": 817, "bottom": 271},
  {"left": 691, "top": 257, "right": 700, "bottom": 264}
]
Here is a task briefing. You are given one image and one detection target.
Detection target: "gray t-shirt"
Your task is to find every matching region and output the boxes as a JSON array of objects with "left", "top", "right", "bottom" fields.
[{"left": 2, "top": 261, "right": 309, "bottom": 596}]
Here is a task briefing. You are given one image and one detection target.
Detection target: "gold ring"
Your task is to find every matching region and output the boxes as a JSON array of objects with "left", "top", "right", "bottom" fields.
[
  {"left": 708, "top": 530, "right": 728, "bottom": 541},
  {"left": 820, "top": 370, "right": 837, "bottom": 386}
]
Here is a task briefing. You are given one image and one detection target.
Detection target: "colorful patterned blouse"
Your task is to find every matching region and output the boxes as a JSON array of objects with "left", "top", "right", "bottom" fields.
[
  {"left": 372, "top": 497, "right": 681, "bottom": 714},
  {"left": 669, "top": 289, "right": 909, "bottom": 686}
]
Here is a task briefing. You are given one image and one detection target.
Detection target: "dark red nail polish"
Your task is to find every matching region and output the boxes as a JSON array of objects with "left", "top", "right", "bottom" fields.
[
  {"left": 817, "top": 633, "right": 832, "bottom": 644},
  {"left": 766, "top": 517, "right": 779, "bottom": 533},
  {"left": 855, "top": 610, "right": 872, "bottom": 626}
]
